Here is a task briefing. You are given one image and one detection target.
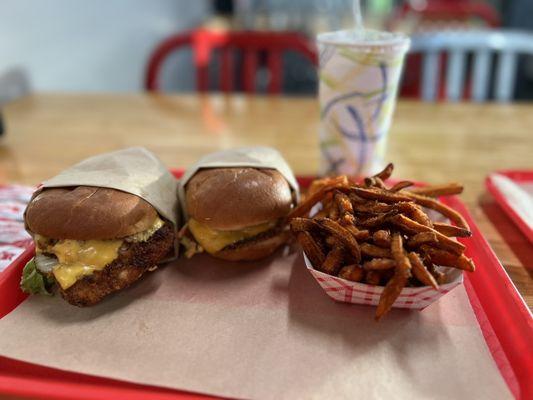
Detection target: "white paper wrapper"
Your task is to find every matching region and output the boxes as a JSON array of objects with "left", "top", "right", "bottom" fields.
[
  {"left": 178, "top": 146, "right": 299, "bottom": 218},
  {"left": 27, "top": 147, "right": 180, "bottom": 257}
]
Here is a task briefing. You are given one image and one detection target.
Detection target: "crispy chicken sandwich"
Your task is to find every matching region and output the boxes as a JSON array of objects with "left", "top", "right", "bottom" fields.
[
  {"left": 21, "top": 186, "right": 175, "bottom": 306},
  {"left": 183, "top": 167, "right": 294, "bottom": 261}
]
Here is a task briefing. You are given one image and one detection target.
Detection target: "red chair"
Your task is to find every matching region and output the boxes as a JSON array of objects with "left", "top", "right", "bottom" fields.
[
  {"left": 388, "top": 0, "right": 500, "bottom": 31},
  {"left": 145, "top": 29, "right": 317, "bottom": 93}
]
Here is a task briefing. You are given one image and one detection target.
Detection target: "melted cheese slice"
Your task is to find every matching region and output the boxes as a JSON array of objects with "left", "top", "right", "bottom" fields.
[
  {"left": 188, "top": 218, "right": 276, "bottom": 253},
  {"left": 37, "top": 217, "right": 165, "bottom": 290},
  {"left": 50, "top": 239, "right": 122, "bottom": 290}
]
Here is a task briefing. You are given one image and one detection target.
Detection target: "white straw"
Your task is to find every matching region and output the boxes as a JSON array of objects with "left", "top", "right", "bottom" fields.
[{"left": 352, "top": 0, "right": 364, "bottom": 34}]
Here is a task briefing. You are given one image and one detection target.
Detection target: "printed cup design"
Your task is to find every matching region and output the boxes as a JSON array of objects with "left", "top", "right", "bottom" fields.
[{"left": 318, "top": 31, "right": 410, "bottom": 177}]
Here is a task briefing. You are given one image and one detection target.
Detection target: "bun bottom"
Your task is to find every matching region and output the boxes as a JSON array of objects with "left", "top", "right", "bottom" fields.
[{"left": 211, "top": 230, "right": 289, "bottom": 262}]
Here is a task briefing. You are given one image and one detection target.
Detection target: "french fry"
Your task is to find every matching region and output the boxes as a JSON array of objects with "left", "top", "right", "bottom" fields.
[
  {"left": 391, "top": 214, "right": 465, "bottom": 255},
  {"left": 373, "top": 162, "right": 394, "bottom": 181},
  {"left": 290, "top": 217, "right": 321, "bottom": 233},
  {"left": 338, "top": 264, "right": 364, "bottom": 282},
  {"left": 407, "top": 231, "right": 438, "bottom": 247},
  {"left": 408, "top": 252, "right": 438, "bottom": 289},
  {"left": 435, "top": 271, "right": 448, "bottom": 285},
  {"left": 344, "top": 222, "right": 371, "bottom": 241},
  {"left": 307, "top": 175, "right": 349, "bottom": 198},
  {"left": 397, "top": 202, "right": 432, "bottom": 227},
  {"left": 289, "top": 181, "right": 348, "bottom": 218},
  {"left": 375, "top": 234, "right": 412, "bottom": 320},
  {"left": 365, "top": 270, "right": 383, "bottom": 285},
  {"left": 358, "top": 210, "right": 398, "bottom": 228},
  {"left": 328, "top": 202, "right": 339, "bottom": 219},
  {"left": 334, "top": 191, "right": 354, "bottom": 215},
  {"left": 364, "top": 176, "right": 386, "bottom": 188},
  {"left": 321, "top": 245, "right": 345, "bottom": 275},
  {"left": 352, "top": 201, "right": 393, "bottom": 214},
  {"left": 427, "top": 262, "right": 448, "bottom": 284},
  {"left": 435, "top": 272, "right": 447, "bottom": 284},
  {"left": 297, "top": 231, "right": 326, "bottom": 268},
  {"left": 389, "top": 180, "right": 414, "bottom": 192},
  {"left": 432, "top": 222, "right": 472, "bottom": 238},
  {"left": 390, "top": 233, "right": 412, "bottom": 274},
  {"left": 372, "top": 230, "right": 391, "bottom": 248},
  {"left": 363, "top": 258, "right": 396, "bottom": 270},
  {"left": 353, "top": 230, "right": 371, "bottom": 241},
  {"left": 340, "top": 212, "right": 356, "bottom": 225},
  {"left": 348, "top": 186, "right": 413, "bottom": 203},
  {"left": 421, "top": 245, "right": 476, "bottom": 272},
  {"left": 403, "top": 191, "right": 470, "bottom": 230},
  {"left": 375, "top": 270, "right": 409, "bottom": 321},
  {"left": 317, "top": 218, "right": 361, "bottom": 263},
  {"left": 348, "top": 192, "right": 365, "bottom": 205},
  {"left": 325, "top": 235, "right": 337, "bottom": 247},
  {"left": 361, "top": 243, "right": 392, "bottom": 258},
  {"left": 409, "top": 183, "right": 463, "bottom": 197}
]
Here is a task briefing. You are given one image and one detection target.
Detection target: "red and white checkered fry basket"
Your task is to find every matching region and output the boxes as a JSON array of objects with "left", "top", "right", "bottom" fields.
[{"left": 303, "top": 254, "right": 463, "bottom": 310}]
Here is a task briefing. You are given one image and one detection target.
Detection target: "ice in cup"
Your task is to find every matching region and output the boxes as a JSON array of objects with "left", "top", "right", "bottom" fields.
[{"left": 317, "top": 29, "right": 410, "bottom": 176}]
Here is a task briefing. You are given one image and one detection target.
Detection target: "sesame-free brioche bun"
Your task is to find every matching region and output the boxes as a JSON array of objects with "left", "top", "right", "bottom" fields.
[
  {"left": 25, "top": 186, "right": 158, "bottom": 240},
  {"left": 185, "top": 168, "right": 293, "bottom": 231}
]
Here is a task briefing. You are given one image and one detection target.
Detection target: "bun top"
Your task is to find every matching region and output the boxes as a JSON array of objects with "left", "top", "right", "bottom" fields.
[
  {"left": 185, "top": 168, "right": 293, "bottom": 230},
  {"left": 25, "top": 186, "right": 158, "bottom": 240}
]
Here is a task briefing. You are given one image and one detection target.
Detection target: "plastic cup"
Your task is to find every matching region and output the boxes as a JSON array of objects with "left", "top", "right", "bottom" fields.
[{"left": 317, "top": 29, "right": 410, "bottom": 176}]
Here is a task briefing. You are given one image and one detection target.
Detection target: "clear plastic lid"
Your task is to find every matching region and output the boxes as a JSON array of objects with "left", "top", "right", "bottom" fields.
[{"left": 317, "top": 29, "right": 410, "bottom": 53}]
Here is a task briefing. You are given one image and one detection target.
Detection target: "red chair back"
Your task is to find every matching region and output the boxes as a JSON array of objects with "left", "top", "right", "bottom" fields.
[
  {"left": 389, "top": 1, "right": 500, "bottom": 30},
  {"left": 145, "top": 29, "right": 317, "bottom": 93}
]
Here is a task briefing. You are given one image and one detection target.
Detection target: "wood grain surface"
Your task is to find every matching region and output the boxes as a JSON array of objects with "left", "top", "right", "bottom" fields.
[{"left": 2, "top": 93, "right": 531, "bottom": 307}]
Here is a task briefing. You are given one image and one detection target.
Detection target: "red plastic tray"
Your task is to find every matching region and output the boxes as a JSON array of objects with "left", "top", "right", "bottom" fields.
[
  {"left": 485, "top": 170, "right": 533, "bottom": 244},
  {"left": 0, "top": 173, "right": 532, "bottom": 400}
]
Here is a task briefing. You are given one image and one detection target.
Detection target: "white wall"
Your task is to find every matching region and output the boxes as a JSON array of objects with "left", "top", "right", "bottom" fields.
[{"left": 0, "top": 0, "right": 210, "bottom": 92}]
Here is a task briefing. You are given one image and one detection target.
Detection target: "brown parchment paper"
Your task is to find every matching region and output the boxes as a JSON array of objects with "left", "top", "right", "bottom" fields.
[
  {"left": 178, "top": 147, "right": 299, "bottom": 218},
  {"left": 27, "top": 147, "right": 179, "bottom": 256},
  {"left": 0, "top": 250, "right": 512, "bottom": 399}
]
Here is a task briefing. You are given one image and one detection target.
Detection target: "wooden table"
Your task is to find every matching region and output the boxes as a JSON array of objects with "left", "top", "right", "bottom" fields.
[{"left": 1, "top": 94, "right": 532, "bottom": 307}]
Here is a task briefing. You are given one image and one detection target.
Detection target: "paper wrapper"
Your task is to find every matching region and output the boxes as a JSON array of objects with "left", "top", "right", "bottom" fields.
[
  {"left": 178, "top": 146, "right": 299, "bottom": 218},
  {"left": 27, "top": 147, "right": 179, "bottom": 256}
]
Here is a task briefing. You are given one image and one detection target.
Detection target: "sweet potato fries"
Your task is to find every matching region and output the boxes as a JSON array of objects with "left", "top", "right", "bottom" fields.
[{"left": 289, "top": 163, "right": 475, "bottom": 320}]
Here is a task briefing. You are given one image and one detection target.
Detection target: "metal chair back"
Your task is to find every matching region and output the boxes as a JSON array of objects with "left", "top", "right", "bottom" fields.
[{"left": 410, "top": 30, "right": 533, "bottom": 102}]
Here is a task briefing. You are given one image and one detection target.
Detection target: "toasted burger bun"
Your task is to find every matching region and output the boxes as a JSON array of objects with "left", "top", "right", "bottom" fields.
[
  {"left": 213, "top": 229, "right": 289, "bottom": 261},
  {"left": 185, "top": 168, "right": 293, "bottom": 231},
  {"left": 25, "top": 186, "right": 158, "bottom": 240}
]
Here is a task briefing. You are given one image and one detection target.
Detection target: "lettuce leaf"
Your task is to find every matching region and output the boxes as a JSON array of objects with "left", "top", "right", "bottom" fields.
[{"left": 20, "top": 258, "right": 54, "bottom": 295}]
